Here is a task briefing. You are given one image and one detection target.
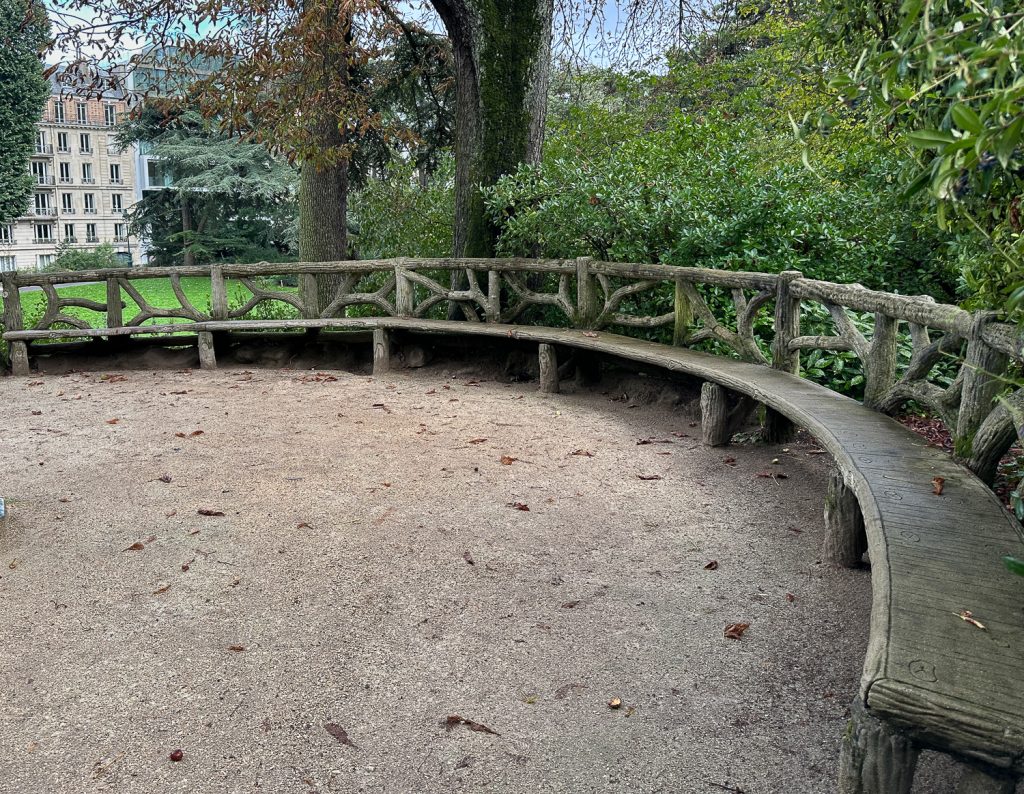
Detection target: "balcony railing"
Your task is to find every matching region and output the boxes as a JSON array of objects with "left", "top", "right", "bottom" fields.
[
  {"left": 32, "top": 236, "right": 53, "bottom": 244},
  {"left": 109, "top": 177, "right": 124, "bottom": 185},
  {"left": 59, "top": 177, "right": 73, "bottom": 184},
  {"left": 79, "top": 148, "right": 93, "bottom": 155},
  {"left": 82, "top": 177, "right": 96, "bottom": 184},
  {"left": 83, "top": 207, "right": 97, "bottom": 214},
  {"left": 113, "top": 235, "right": 129, "bottom": 242},
  {"left": 34, "top": 175, "right": 55, "bottom": 185},
  {"left": 107, "top": 146, "right": 123, "bottom": 156},
  {"left": 63, "top": 236, "right": 77, "bottom": 243},
  {"left": 85, "top": 236, "right": 99, "bottom": 243},
  {"left": 33, "top": 144, "right": 53, "bottom": 155},
  {"left": 33, "top": 207, "right": 56, "bottom": 217},
  {"left": 57, "top": 145, "right": 71, "bottom": 153},
  {"left": 62, "top": 207, "right": 76, "bottom": 214}
]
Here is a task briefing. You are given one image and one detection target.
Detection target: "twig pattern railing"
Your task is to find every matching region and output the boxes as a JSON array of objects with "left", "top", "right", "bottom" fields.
[{"left": 2, "top": 257, "right": 1021, "bottom": 482}]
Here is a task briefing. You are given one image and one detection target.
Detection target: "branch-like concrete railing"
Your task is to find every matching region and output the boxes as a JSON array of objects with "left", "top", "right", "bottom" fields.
[{"left": 2, "top": 258, "right": 1021, "bottom": 481}]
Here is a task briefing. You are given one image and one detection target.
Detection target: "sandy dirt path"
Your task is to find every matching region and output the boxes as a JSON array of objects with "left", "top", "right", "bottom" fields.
[{"left": 0, "top": 366, "right": 955, "bottom": 793}]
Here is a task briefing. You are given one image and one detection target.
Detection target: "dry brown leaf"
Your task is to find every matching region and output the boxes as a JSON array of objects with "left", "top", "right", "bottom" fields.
[
  {"left": 499, "top": 455, "right": 518, "bottom": 465},
  {"left": 123, "top": 542, "right": 145, "bottom": 552},
  {"left": 152, "top": 584, "right": 172, "bottom": 595},
  {"left": 582, "top": 331, "right": 599, "bottom": 338},
  {"left": 570, "top": 449, "right": 594, "bottom": 457},
  {"left": 105, "top": 418, "right": 119, "bottom": 425},
  {"left": 468, "top": 438, "right": 488, "bottom": 444},
  {"left": 608, "top": 698, "right": 622, "bottom": 709},
  {"left": 296, "top": 522, "right": 311, "bottom": 529},
  {"left": 227, "top": 645, "right": 246, "bottom": 652},
  {"left": 786, "top": 593, "right": 796, "bottom": 603},
  {"left": 724, "top": 622, "right": 750, "bottom": 640},
  {"left": 444, "top": 715, "right": 500, "bottom": 736},
  {"left": 637, "top": 474, "right": 663, "bottom": 481},
  {"left": 324, "top": 723, "right": 358, "bottom": 748},
  {"left": 704, "top": 560, "right": 719, "bottom": 570},
  {"left": 198, "top": 508, "right": 225, "bottom": 517},
  {"left": 723, "top": 457, "right": 737, "bottom": 466},
  {"left": 932, "top": 476, "right": 945, "bottom": 496},
  {"left": 561, "top": 600, "right": 581, "bottom": 609},
  {"left": 507, "top": 502, "right": 530, "bottom": 511},
  {"left": 463, "top": 551, "right": 475, "bottom": 566}
]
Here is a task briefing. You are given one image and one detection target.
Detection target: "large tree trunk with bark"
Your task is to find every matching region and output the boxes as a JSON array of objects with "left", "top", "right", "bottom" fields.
[{"left": 430, "top": 0, "right": 554, "bottom": 258}]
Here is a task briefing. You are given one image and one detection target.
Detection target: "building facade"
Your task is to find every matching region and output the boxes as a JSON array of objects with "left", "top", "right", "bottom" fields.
[{"left": 0, "top": 83, "right": 140, "bottom": 273}]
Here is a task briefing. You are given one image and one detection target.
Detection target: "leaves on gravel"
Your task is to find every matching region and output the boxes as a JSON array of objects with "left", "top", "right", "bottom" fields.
[
  {"left": 169, "top": 749, "right": 183, "bottom": 762},
  {"left": 956, "top": 609, "right": 986, "bottom": 630},
  {"left": 175, "top": 430, "right": 204, "bottom": 438},
  {"left": 227, "top": 644, "right": 246, "bottom": 652},
  {"left": 463, "top": 551, "right": 475, "bottom": 565},
  {"left": 724, "top": 622, "right": 750, "bottom": 640},
  {"left": 637, "top": 474, "right": 663, "bottom": 481},
  {"left": 570, "top": 449, "right": 594, "bottom": 457},
  {"left": 324, "top": 723, "right": 358, "bottom": 748},
  {"left": 444, "top": 715, "right": 500, "bottom": 736},
  {"left": 507, "top": 502, "right": 530, "bottom": 511},
  {"left": 468, "top": 438, "right": 488, "bottom": 444},
  {"left": 932, "top": 476, "right": 945, "bottom": 495},
  {"left": 105, "top": 418, "right": 119, "bottom": 425},
  {"left": 197, "top": 508, "right": 225, "bottom": 517},
  {"left": 607, "top": 698, "right": 622, "bottom": 709},
  {"left": 152, "top": 584, "right": 172, "bottom": 595},
  {"left": 704, "top": 560, "right": 719, "bottom": 570},
  {"left": 499, "top": 455, "right": 518, "bottom": 465}
]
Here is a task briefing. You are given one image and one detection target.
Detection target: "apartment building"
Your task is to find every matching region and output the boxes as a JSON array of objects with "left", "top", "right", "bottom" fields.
[{"left": 0, "top": 79, "right": 139, "bottom": 273}]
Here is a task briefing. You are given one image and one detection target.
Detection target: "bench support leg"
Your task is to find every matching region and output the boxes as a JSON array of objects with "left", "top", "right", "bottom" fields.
[
  {"left": 823, "top": 468, "right": 868, "bottom": 567},
  {"left": 373, "top": 328, "right": 390, "bottom": 376},
  {"left": 840, "top": 698, "right": 918, "bottom": 794},
  {"left": 762, "top": 407, "right": 796, "bottom": 443},
  {"left": 956, "top": 766, "right": 1017, "bottom": 793},
  {"left": 701, "top": 382, "right": 731, "bottom": 446},
  {"left": 574, "top": 352, "right": 601, "bottom": 387},
  {"left": 539, "top": 343, "right": 558, "bottom": 393},
  {"left": 197, "top": 332, "right": 217, "bottom": 370},
  {"left": 9, "top": 341, "right": 29, "bottom": 376}
]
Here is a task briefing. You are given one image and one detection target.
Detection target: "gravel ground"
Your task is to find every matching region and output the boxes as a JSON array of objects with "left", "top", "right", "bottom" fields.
[{"left": 0, "top": 365, "right": 960, "bottom": 793}]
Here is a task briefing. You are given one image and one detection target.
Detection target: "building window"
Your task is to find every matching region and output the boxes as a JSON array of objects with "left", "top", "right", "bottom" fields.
[
  {"left": 30, "top": 161, "right": 50, "bottom": 184},
  {"left": 86, "top": 223, "right": 97, "bottom": 242},
  {"left": 63, "top": 223, "right": 76, "bottom": 242},
  {"left": 103, "top": 104, "right": 117, "bottom": 126},
  {"left": 109, "top": 163, "right": 122, "bottom": 184},
  {"left": 84, "top": 193, "right": 96, "bottom": 213},
  {"left": 82, "top": 163, "right": 94, "bottom": 184},
  {"left": 34, "top": 224, "right": 52, "bottom": 242},
  {"left": 114, "top": 223, "right": 127, "bottom": 241},
  {"left": 79, "top": 133, "right": 92, "bottom": 153},
  {"left": 111, "top": 193, "right": 123, "bottom": 212},
  {"left": 34, "top": 193, "right": 51, "bottom": 213},
  {"left": 76, "top": 102, "right": 87, "bottom": 123},
  {"left": 57, "top": 132, "right": 69, "bottom": 152},
  {"left": 0, "top": 224, "right": 13, "bottom": 243},
  {"left": 0, "top": 255, "right": 16, "bottom": 272},
  {"left": 61, "top": 193, "right": 74, "bottom": 212},
  {"left": 35, "top": 131, "right": 49, "bottom": 154},
  {"left": 53, "top": 101, "right": 65, "bottom": 123},
  {"left": 37, "top": 254, "right": 55, "bottom": 270},
  {"left": 59, "top": 162, "right": 72, "bottom": 183}
]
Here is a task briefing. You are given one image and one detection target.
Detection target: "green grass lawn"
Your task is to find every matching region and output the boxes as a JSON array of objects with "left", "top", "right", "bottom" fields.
[{"left": 15, "top": 277, "right": 299, "bottom": 329}]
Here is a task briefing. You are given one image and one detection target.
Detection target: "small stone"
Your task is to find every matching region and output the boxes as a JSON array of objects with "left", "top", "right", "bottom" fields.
[
  {"left": 608, "top": 697, "right": 622, "bottom": 709},
  {"left": 169, "top": 749, "right": 184, "bottom": 762}
]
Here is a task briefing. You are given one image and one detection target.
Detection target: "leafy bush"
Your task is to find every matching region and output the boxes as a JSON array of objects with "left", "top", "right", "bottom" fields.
[{"left": 51, "top": 242, "right": 124, "bottom": 272}]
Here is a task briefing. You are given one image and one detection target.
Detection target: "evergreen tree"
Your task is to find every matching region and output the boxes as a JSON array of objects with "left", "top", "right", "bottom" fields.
[{"left": 0, "top": 0, "right": 50, "bottom": 224}]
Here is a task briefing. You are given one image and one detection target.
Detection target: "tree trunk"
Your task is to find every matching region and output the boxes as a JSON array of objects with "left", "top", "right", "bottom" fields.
[
  {"left": 431, "top": 0, "right": 554, "bottom": 258},
  {"left": 181, "top": 196, "right": 195, "bottom": 268}
]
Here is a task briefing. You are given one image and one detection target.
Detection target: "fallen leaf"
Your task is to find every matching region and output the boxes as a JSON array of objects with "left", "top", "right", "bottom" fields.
[
  {"left": 500, "top": 455, "right": 518, "bottom": 465},
  {"left": 31, "top": 410, "right": 41, "bottom": 416},
  {"left": 296, "top": 522, "right": 311, "bottom": 529},
  {"left": 106, "top": 418, "right": 119, "bottom": 425},
  {"left": 608, "top": 698, "right": 622, "bottom": 709},
  {"left": 637, "top": 474, "right": 663, "bottom": 481},
  {"left": 152, "top": 584, "right": 172, "bottom": 595},
  {"left": 468, "top": 438, "right": 488, "bottom": 444},
  {"left": 444, "top": 715, "right": 500, "bottom": 736},
  {"left": 786, "top": 593, "right": 796, "bottom": 603},
  {"left": 521, "top": 694, "right": 538, "bottom": 704},
  {"left": 169, "top": 749, "right": 183, "bottom": 762},
  {"left": 324, "top": 723, "right": 358, "bottom": 748},
  {"left": 123, "top": 542, "right": 145, "bottom": 552},
  {"left": 455, "top": 756, "right": 473, "bottom": 769},
  {"left": 704, "top": 560, "right": 719, "bottom": 570},
  {"left": 582, "top": 332, "right": 599, "bottom": 338},
  {"left": 723, "top": 457, "right": 737, "bottom": 466},
  {"left": 932, "top": 476, "right": 945, "bottom": 496},
  {"left": 561, "top": 600, "right": 581, "bottom": 609},
  {"left": 724, "top": 622, "right": 750, "bottom": 640},
  {"left": 956, "top": 610, "right": 986, "bottom": 630},
  {"left": 570, "top": 449, "right": 594, "bottom": 457},
  {"left": 181, "top": 558, "right": 194, "bottom": 572},
  {"left": 8, "top": 559, "right": 18, "bottom": 570},
  {"left": 637, "top": 437, "right": 672, "bottom": 445},
  {"left": 463, "top": 551, "right": 475, "bottom": 566},
  {"left": 198, "top": 508, "right": 225, "bottom": 517},
  {"left": 507, "top": 502, "right": 530, "bottom": 511},
  {"left": 624, "top": 706, "right": 636, "bottom": 717},
  {"left": 228, "top": 644, "right": 246, "bottom": 652}
]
